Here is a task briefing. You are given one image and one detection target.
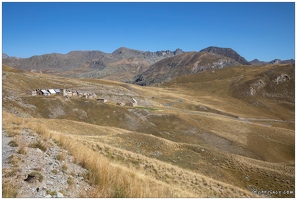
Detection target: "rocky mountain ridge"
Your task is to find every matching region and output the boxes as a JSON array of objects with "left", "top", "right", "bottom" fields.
[
  {"left": 2, "top": 47, "right": 185, "bottom": 82},
  {"left": 2, "top": 53, "right": 9, "bottom": 59},
  {"left": 3, "top": 46, "right": 294, "bottom": 83},
  {"left": 249, "top": 58, "right": 295, "bottom": 65},
  {"left": 2, "top": 47, "right": 184, "bottom": 71},
  {"left": 199, "top": 46, "right": 250, "bottom": 65},
  {"left": 133, "top": 52, "right": 241, "bottom": 85}
]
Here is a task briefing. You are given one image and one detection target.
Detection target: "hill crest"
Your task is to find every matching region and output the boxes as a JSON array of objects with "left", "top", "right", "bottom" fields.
[
  {"left": 133, "top": 51, "right": 241, "bottom": 85},
  {"left": 199, "top": 46, "right": 250, "bottom": 65}
]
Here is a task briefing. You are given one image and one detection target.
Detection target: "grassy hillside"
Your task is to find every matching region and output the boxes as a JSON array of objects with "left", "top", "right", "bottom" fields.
[{"left": 2, "top": 64, "right": 294, "bottom": 197}]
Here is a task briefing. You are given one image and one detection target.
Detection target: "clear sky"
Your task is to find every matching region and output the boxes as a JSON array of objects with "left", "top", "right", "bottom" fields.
[{"left": 2, "top": 2, "right": 295, "bottom": 61}]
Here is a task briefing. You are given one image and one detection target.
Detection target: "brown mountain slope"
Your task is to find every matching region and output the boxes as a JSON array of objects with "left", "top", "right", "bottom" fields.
[
  {"left": 161, "top": 63, "right": 294, "bottom": 123},
  {"left": 2, "top": 51, "right": 106, "bottom": 72},
  {"left": 199, "top": 46, "right": 250, "bottom": 65},
  {"left": 73, "top": 47, "right": 184, "bottom": 81},
  {"left": 133, "top": 52, "right": 241, "bottom": 85}
]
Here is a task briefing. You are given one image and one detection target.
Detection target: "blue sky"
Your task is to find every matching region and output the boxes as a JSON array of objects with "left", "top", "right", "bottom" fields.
[{"left": 2, "top": 2, "right": 295, "bottom": 61}]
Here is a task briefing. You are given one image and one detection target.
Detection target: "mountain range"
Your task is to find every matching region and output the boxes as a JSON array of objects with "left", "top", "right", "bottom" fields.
[{"left": 3, "top": 46, "right": 294, "bottom": 84}]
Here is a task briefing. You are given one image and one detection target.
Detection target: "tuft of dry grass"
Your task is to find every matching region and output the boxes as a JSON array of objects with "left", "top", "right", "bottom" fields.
[
  {"left": 28, "top": 171, "right": 44, "bottom": 182},
  {"left": 67, "top": 177, "right": 74, "bottom": 186},
  {"left": 17, "top": 138, "right": 27, "bottom": 155},
  {"left": 17, "top": 147, "right": 27, "bottom": 155},
  {"left": 8, "top": 140, "right": 18, "bottom": 147},
  {"left": 3, "top": 112, "right": 24, "bottom": 133},
  {"left": 56, "top": 153, "right": 66, "bottom": 161},
  {"left": 25, "top": 121, "right": 52, "bottom": 140},
  {"left": 2, "top": 168, "right": 19, "bottom": 178},
  {"left": 52, "top": 169, "right": 58, "bottom": 175},
  {"left": 29, "top": 139, "right": 47, "bottom": 152},
  {"left": 2, "top": 180, "right": 18, "bottom": 198},
  {"left": 6, "top": 129, "right": 20, "bottom": 137},
  {"left": 61, "top": 164, "right": 68, "bottom": 173},
  {"left": 7, "top": 155, "right": 18, "bottom": 166}
]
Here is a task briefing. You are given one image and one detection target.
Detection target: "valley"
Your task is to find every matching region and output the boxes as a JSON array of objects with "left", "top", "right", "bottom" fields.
[{"left": 2, "top": 61, "right": 294, "bottom": 197}]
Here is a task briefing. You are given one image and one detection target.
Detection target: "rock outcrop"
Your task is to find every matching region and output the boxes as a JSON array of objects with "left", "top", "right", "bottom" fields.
[{"left": 2, "top": 129, "right": 94, "bottom": 198}]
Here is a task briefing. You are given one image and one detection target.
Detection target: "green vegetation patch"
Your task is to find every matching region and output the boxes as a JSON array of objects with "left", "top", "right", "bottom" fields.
[{"left": 28, "top": 171, "right": 44, "bottom": 182}]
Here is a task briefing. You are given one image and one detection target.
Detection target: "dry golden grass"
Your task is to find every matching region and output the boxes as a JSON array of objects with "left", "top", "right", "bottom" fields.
[
  {"left": 16, "top": 137, "right": 28, "bottom": 155},
  {"left": 2, "top": 111, "right": 259, "bottom": 197},
  {"left": 2, "top": 180, "right": 18, "bottom": 198},
  {"left": 80, "top": 137, "right": 259, "bottom": 197},
  {"left": 4, "top": 109, "right": 292, "bottom": 197},
  {"left": 2, "top": 112, "right": 191, "bottom": 197},
  {"left": 56, "top": 152, "right": 66, "bottom": 161},
  {"left": 49, "top": 132, "right": 190, "bottom": 197}
]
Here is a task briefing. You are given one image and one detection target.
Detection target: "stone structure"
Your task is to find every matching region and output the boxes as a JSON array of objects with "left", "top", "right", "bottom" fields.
[
  {"left": 97, "top": 99, "right": 107, "bottom": 103},
  {"left": 125, "top": 98, "right": 138, "bottom": 107},
  {"left": 26, "top": 90, "right": 37, "bottom": 96},
  {"left": 29, "top": 88, "right": 98, "bottom": 99}
]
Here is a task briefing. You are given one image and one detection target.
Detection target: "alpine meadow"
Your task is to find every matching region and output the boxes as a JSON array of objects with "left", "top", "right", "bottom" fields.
[{"left": 2, "top": 45, "right": 295, "bottom": 197}]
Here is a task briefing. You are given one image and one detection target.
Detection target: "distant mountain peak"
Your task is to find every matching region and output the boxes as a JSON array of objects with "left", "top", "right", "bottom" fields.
[
  {"left": 269, "top": 59, "right": 281, "bottom": 64},
  {"left": 2, "top": 53, "right": 9, "bottom": 59},
  {"left": 112, "top": 47, "right": 184, "bottom": 56},
  {"left": 249, "top": 58, "right": 294, "bottom": 65},
  {"left": 249, "top": 59, "right": 266, "bottom": 65},
  {"left": 200, "top": 46, "right": 250, "bottom": 65},
  {"left": 251, "top": 59, "right": 260, "bottom": 62},
  {"left": 112, "top": 47, "right": 139, "bottom": 54}
]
